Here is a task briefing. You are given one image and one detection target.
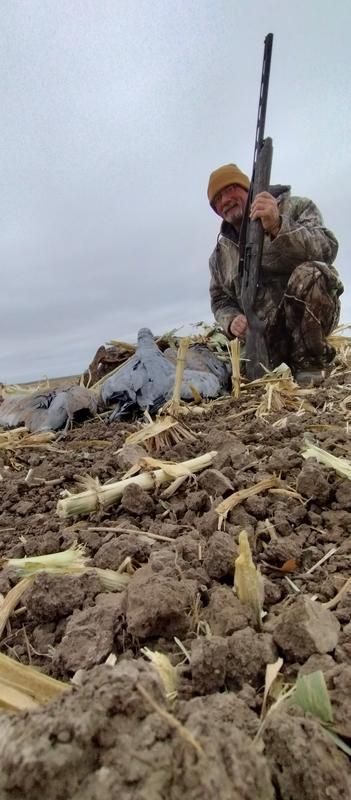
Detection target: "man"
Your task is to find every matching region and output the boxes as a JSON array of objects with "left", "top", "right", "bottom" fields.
[{"left": 207, "top": 163, "right": 344, "bottom": 383}]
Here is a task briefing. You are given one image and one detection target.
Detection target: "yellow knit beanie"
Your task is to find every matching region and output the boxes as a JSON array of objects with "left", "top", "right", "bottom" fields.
[{"left": 207, "top": 163, "right": 250, "bottom": 209}]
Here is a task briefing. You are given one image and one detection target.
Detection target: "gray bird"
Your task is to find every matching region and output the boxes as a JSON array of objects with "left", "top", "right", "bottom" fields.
[
  {"left": 164, "top": 343, "right": 231, "bottom": 388},
  {"left": 39, "top": 386, "right": 98, "bottom": 434},
  {"left": 0, "top": 386, "right": 97, "bottom": 433},
  {"left": 100, "top": 327, "right": 226, "bottom": 420}
]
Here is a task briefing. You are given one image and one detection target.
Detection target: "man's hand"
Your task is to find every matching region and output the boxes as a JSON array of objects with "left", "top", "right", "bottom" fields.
[
  {"left": 230, "top": 314, "right": 247, "bottom": 338},
  {"left": 250, "top": 191, "right": 281, "bottom": 236}
]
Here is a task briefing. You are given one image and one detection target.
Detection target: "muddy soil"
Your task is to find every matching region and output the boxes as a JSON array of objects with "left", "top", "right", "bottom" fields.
[{"left": 0, "top": 376, "right": 351, "bottom": 799}]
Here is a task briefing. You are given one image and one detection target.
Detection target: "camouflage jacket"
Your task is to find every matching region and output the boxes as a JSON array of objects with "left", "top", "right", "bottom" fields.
[{"left": 209, "top": 185, "right": 343, "bottom": 336}]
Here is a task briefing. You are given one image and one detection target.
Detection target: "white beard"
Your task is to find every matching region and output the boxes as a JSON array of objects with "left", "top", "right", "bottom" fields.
[{"left": 224, "top": 204, "right": 243, "bottom": 227}]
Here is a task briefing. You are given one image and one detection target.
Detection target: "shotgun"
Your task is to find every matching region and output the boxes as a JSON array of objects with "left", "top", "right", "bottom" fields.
[{"left": 239, "top": 33, "right": 274, "bottom": 380}]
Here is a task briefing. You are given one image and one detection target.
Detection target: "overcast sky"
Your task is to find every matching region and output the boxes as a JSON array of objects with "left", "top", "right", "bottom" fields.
[{"left": 1, "top": 0, "right": 350, "bottom": 382}]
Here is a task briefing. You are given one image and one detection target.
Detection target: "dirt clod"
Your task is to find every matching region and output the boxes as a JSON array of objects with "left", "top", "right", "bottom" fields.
[
  {"left": 53, "top": 596, "right": 123, "bottom": 673},
  {"left": 336, "top": 479, "right": 351, "bottom": 509},
  {"left": 121, "top": 483, "right": 155, "bottom": 515},
  {"left": 126, "top": 566, "right": 193, "bottom": 638},
  {"left": 190, "top": 635, "right": 228, "bottom": 693},
  {"left": 94, "top": 534, "right": 152, "bottom": 570},
  {"left": 0, "top": 660, "right": 275, "bottom": 800},
  {"left": 296, "top": 461, "right": 331, "bottom": 503},
  {"left": 226, "top": 627, "right": 277, "bottom": 689},
  {"left": 25, "top": 572, "right": 102, "bottom": 623},
  {"left": 263, "top": 707, "right": 351, "bottom": 800},
  {"left": 197, "top": 468, "right": 233, "bottom": 497},
  {"left": 272, "top": 596, "right": 340, "bottom": 660},
  {"left": 203, "top": 531, "right": 238, "bottom": 579},
  {"left": 204, "top": 586, "right": 254, "bottom": 635}
]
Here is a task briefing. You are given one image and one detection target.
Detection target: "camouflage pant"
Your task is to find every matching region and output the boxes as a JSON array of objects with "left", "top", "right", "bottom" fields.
[{"left": 267, "top": 262, "right": 342, "bottom": 370}]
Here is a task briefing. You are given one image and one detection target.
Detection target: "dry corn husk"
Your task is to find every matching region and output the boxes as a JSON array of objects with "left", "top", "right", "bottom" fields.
[
  {"left": 256, "top": 380, "right": 316, "bottom": 416},
  {"left": 216, "top": 476, "right": 283, "bottom": 530},
  {"left": 328, "top": 324, "right": 351, "bottom": 371},
  {"left": 0, "top": 652, "right": 69, "bottom": 712},
  {"left": 93, "top": 567, "right": 130, "bottom": 592},
  {"left": 234, "top": 530, "right": 264, "bottom": 628},
  {"left": 163, "top": 337, "right": 191, "bottom": 416},
  {"left": 0, "top": 576, "right": 35, "bottom": 638},
  {"left": 123, "top": 455, "right": 193, "bottom": 482},
  {"left": 230, "top": 339, "right": 241, "bottom": 399},
  {"left": 188, "top": 383, "right": 202, "bottom": 404},
  {"left": 0, "top": 381, "right": 49, "bottom": 399},
  {"left": 2, "top": 542, "right": 88, "bottom": 575},
  {"left": 0, "top": 428, "right": 56, "bottom": 451},
  {"left": 321, "top": 576, "right": 351, "bottom": 609},
  {"left": 161, "top": 474, "right": 189, "bottom": 498},
  {"left": 126, "top": 416, "right": 196, "bottom": 452},
  {"left": 251, "top": 363, "right": 316, "bottom": 416},
  {"left": 327, "top": 323, "right": 351, "bottom": 350},
  {"left": 87, "top": 525, "right": 174, "bottom": 543},
  {"left": 57, "top": 451, "right": 217, "bottom": 519},
  {"left": 142, "top": 647, "right": 179, "bottom": 701},
  {"left": 138, "top": 456, "right": 192, "bottom": 479},
  {"left": 1, "top": 544, "right": 130, "bottom": 615},
  {"left": 248, "top": 362, "right": 293, "bottom": 386},
  {"left": 260, "top": 657, "right": 284, "bottom": 720},
  {"left": 302, "top": 442, "right": 351, "bottom": 480},
  {"left": 107, "top": 339, "right": 136, "bottom": 352}
]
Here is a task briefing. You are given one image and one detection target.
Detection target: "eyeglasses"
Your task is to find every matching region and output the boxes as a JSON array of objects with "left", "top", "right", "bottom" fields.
[{"left": 214, "top": 183, "right": 243, "bottom": 208}]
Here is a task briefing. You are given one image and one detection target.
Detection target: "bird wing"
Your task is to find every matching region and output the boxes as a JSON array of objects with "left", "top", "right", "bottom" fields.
[
  {"left": 181, "top": 369, "right": 221, "bottom": 399},
  {"left": 61, "top": 386, "right": 98, "bottom": 416},
  {"left": 186, "top": 345, "right": 231, "bottom": 387},
  {"left": 42, "top": 386, "right": 98, "bottom": 431},
  {"left": 134, "top": 329, "right": 175, "bottom": 411},
  {"left": 29, "top": 390, "right": 57, "bottom": 410},
  {"left": 0, "top": 396, "right": 34, "bottom": 428},
  {"left": 100, "top": 353, "right": 143, "bottom": 406},
  {"left": 164, "top": 343, "right": 230, "bottom": 390},
  {"left": 25, "top": 407, "right": 55, "bottom": 433},
  {"left": 100, "top": 329, "right": 176, "bottom": 414}
]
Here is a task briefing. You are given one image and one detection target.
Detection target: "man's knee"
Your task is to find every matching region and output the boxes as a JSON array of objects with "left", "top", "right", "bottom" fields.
[
  {"left": 285, "top": 261, "right": 324, "bottom": 299},
  {"left": 284, "top": 261, "right": 340, "bottom": 331}
]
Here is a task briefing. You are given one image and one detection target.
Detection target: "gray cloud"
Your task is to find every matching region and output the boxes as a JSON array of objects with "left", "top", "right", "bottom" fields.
[{"left": 1, "top": 0, "right": 350, "bottom": 382}]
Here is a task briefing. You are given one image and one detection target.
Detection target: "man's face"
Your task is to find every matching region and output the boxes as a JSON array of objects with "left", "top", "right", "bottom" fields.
[{"left": 213, "top": 183, "right": 248, "bottom": 229}]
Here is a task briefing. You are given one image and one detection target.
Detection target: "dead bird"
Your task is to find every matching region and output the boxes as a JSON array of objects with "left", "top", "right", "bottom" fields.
[
  {"left": 0, "top": 386, "right": 97, "bottom": 433},
  {"left": 41, "top": 386, "right": 98, "bottom": 434},
  {"left": 100, "top": 327, "right": 226, "bottom": 420},
  {"left": 164, "top": 342, "right": 231, "bottom": 388}
]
